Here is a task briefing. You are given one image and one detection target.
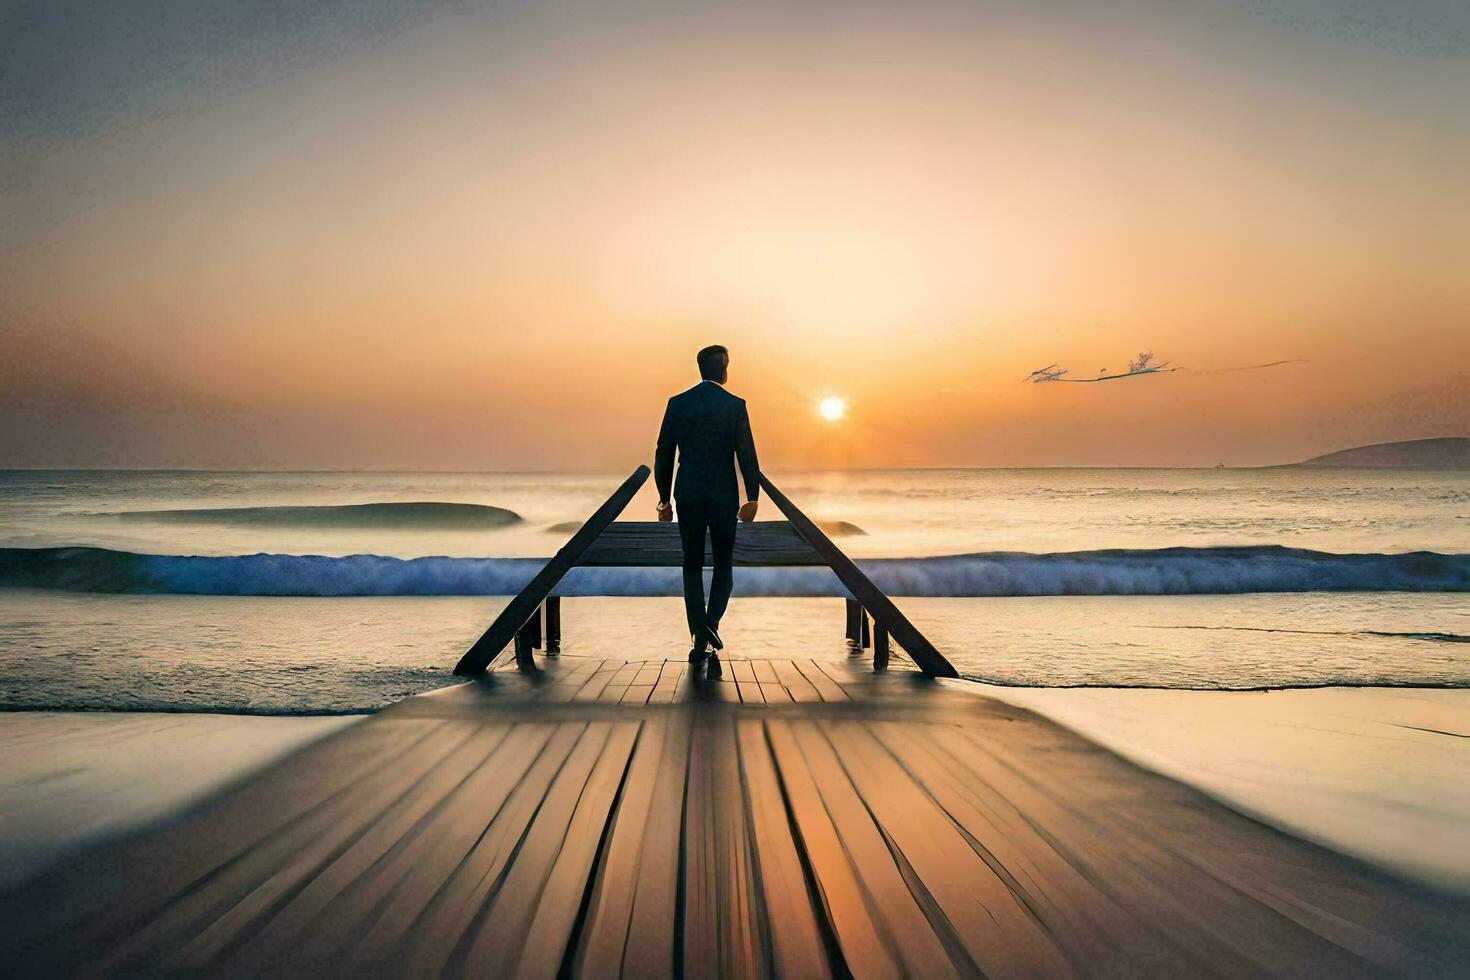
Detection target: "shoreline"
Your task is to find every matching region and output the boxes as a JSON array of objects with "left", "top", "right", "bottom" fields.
[
  {"left": 6, "top": 676, "right": 1470, "bottom": 709},
  {"left": 0, "top": 703, "right": 380, "bottom": 717}
]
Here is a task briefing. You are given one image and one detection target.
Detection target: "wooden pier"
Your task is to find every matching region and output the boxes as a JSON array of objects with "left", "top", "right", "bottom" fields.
[
  {"left": 2, "top": 471, "right": 1466, "bottom": 976},
  {"left": 3, "top": 655, "right": 1467, "bottom": 976},
  {"left": 453, "top": 466, "right": 957, "bottom": 679}
]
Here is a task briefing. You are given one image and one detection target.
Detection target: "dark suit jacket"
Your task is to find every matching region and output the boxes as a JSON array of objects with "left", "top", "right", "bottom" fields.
[{"left": 654, "top": 381, "right": 761, "bottom": 506}]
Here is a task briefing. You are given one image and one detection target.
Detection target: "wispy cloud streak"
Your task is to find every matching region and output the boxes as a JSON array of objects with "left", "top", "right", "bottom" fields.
[{"left": 1026, "top": 353, "right": 1305, "bottom": 384}]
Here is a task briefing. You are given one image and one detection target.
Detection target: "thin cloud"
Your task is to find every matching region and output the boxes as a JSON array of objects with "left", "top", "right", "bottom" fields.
[
  {"left": 1189, "top": 358, "right": 1309, "bottom": 375},
  {"left": 1026, "top": 352, "right": 1305, "bottom": 384}
]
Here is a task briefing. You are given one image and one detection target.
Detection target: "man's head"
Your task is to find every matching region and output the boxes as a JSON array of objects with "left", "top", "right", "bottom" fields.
[{"left": 697, "top": 344, "right": 729, "bottom": 383}]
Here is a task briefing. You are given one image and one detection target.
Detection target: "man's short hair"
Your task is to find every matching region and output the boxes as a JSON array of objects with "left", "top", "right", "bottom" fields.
[{"left": 697, "top": 345, "right": 729, "bottom": 380}]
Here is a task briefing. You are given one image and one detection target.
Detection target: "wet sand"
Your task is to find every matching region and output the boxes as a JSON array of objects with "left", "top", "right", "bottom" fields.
[
  {"left": 976, "top": 684, "right": 1470, "bottom": 890},
  {"left": 0, "top": 712, "right": 361, "bottom": 890}
]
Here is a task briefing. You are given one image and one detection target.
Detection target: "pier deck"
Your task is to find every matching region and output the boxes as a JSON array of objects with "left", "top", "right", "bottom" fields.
[{"left": 3, "top": 655, "right": 1466, "bottom": 977}]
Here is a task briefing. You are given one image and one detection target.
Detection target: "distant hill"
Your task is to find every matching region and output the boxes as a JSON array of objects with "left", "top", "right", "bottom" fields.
[{"left": 1292, "top": 437, "right": 1470, "bottom": 470}]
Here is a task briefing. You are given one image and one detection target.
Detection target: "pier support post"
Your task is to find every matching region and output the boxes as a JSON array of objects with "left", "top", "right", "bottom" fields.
[
  {"left": 514, "top": 609, "right": 541, "bottom": 671},
  {"left": 845, "top": 599, "right": 861, "bottom": 648},
  {"left": 544, "top": 596, "right": 561, "bottom": 654},
  {"left": 860, "top": 608, "right": 871, "bottom": 649},
  {"left": 873, "top": 622, "right": 889, "bottom": 672},
  {"left": 514, "top": 630, "right": 534, "bottom": 671}
]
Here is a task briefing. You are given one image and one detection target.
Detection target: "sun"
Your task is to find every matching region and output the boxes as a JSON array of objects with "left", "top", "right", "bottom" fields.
[{"left": 818, "top": 396, "right": 847, "bottom": 421}]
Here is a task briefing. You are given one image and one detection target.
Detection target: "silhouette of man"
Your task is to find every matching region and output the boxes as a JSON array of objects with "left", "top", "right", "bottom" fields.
[{"left": 654, "top": 345, "right": 760, "bottom": 678}]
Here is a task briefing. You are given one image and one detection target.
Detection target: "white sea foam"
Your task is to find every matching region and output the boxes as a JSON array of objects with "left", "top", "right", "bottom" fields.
[{"left": 2, "top": 545, "right": 1465, "bottom": 596}]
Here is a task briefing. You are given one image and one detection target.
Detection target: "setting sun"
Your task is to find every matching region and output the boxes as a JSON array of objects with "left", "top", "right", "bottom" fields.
[{"left": 818, "top": 396, "right": 847, "bottom": 421}]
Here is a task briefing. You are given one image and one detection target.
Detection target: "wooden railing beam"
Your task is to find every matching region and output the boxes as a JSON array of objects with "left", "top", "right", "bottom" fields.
[
  {"left": 760, "top": 475, "right": 958, "bottom": 679},
  {"left": 454, "top": 465, "right": 651, "bottom": 675}
]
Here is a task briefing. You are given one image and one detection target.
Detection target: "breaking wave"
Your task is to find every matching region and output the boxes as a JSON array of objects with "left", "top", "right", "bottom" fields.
[
  {"left": 1, "top": 545, "right": 1465, "bottom": 597},
  {"left": 95, "top": 501, "right": 522, "bottom": 529}
]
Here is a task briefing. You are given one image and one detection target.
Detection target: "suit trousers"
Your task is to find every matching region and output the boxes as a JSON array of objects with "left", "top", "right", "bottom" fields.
[{"left": 675, "top": 496, "right": 738, "bottom": 638}]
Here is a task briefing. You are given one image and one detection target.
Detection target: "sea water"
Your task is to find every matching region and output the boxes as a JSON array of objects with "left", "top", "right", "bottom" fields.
[{"left": 1, "top": 468, "right": 1465, "bottom": 713}]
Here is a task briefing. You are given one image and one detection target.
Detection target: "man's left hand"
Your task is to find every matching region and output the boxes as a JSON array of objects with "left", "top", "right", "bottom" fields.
[{"left": 737, "top": 500, "right": 758, "bottom": 523}]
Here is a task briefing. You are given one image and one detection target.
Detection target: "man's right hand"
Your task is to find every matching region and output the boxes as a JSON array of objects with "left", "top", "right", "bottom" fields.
[
  {"left": 656, "top": 501, "right": 674, "bottom": 523},
  {"left": 737, "top": 500, "right": 758, "bottom": 523}
]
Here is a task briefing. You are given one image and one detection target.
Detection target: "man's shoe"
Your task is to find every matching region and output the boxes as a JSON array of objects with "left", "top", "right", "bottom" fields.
[
  {"left": 705, "top": 653, "right": 723, "bottom": 680},
  {"left": 702, "top": 625, "right": 724, "bottom": 651}
]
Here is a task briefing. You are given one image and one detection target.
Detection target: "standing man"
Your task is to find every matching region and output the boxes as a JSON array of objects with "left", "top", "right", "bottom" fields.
[{"left": 654, "top": 345, "right": 760, "bottom": 678}]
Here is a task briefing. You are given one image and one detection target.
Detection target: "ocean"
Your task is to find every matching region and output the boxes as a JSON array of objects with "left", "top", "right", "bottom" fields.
[{"left": 1, "top": 468, "right": 1465, "bottom": 713}]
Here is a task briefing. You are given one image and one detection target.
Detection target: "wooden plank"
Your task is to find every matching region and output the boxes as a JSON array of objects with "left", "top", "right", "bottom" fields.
[
  {"left": 784, "top": 719, "right": 958, "bottom": 977},
  {"left": 576, "top": 520, "right": 823, "bottom": 567},
  {"left": 823, "top": 721, "right": 1071, "bottom": 976},
  {"left": 572, "top": 716, "right": 669, "bottom": 973},
  {"left": 757, "top": 659, "right": 791, "bottom": 702},
  {"left": 737, "top": 720, "right": 833, "bottom": 979},
  {"left": 545, "top": 660, "right": 603, "bottom": 702},
  {"left": 731, "top": 659, "right": 763, "bottom": 703},
  {"left": 620, "top": 713, "right": 691, "bottom": 976},
  {"left": 508, "top": 721, "right": 641, "bottom": 978},
  {"left": 600, "top": 662, "right": 642, "bottom": 703},
  {"left": 773, "top": 659, "right": 822, "bottom": 703},
  {"left": 621, "top": 684, "right": 655, "bottom": 705},
  {"left": 684, "top": 714, "right": 767, "bottom": 977},
  {"left": 764, "top": 720, "right": 907, "bottom": 978},
  {"left": 322, "top": 724, "right": 565, "bottom": 972},
  {"left": 2, "top": 719, "right": 435, "bottom": 975},
  {"left": 711, "top": 676, "right": 741, "bottom": 703},
  {"left": 217, "top": 724, "right": 518, "bottom": 973},
  {"left": 573, "top": 660, "right": 625, "bottom": 702},
  {"left": 401, "top": 723, "right": 588, "bottom": 975},
  {"left": 922, "top": 713, "right": 1470, "bottom": 975},
  {"left": 761, "top": 681, "right": 793, "bottom": 703},
  {"left": 952, "top": 726, "right": 1356, "bottom": 975},
  {"left": 795, "top": 659, "right": 850, "bottom": 702},
  {"left": 97, "top": 722, "right": 476, "bottom": 975},
  {"left": 459, "top": 722, "right": 622, "bottom": 974},
  {"left": 877, "top": 722, "right": 1187, "bottom": 973},
  {"left": 455, "top": 466, "right": 650, "bottom": 675},
  {"left": 760, "top": 475, "right": 957, "bottom": 678},
  {"left": 813, "top": 659, "right": 867, "bottom": 702},
  {"left": 648, "top": 661, "right": 682, "bottom": 704}
]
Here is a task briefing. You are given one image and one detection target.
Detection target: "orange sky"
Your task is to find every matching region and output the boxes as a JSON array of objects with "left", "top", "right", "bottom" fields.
[{"left": 2, "top": 0, "right": 1467, "bottom": 468}]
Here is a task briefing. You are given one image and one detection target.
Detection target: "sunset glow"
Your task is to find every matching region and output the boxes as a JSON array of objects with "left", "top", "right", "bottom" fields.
[
  {"left": 819, "top": 397, "right": 847, "bottom": 422},
  {"left": 2, "top": 1, "right": 1466, "bottom": 469}
]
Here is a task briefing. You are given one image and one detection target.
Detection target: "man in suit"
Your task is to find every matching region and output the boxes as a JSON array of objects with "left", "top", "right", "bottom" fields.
[{"left": 654, "top": 345, "right": 761, "bottom": 678}]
